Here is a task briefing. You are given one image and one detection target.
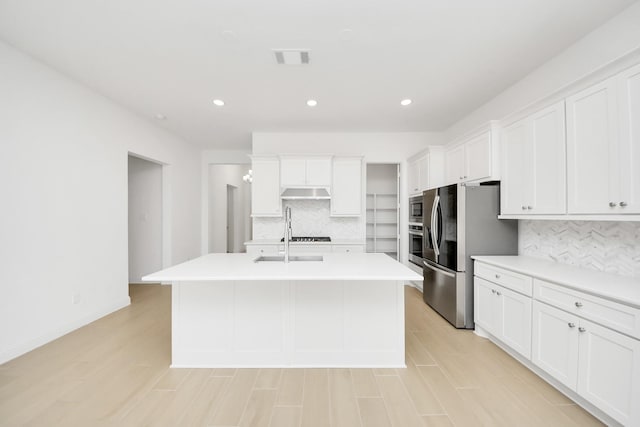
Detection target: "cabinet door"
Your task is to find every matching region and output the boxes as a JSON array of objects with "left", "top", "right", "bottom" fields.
[
  {"left": 618, "top": 63, "right": 640, "bottom": 214},
  {"left": 305, "top": 158, "right": 332, "bottom": 187},
  {"left": 408, "top": 158, "right": 420, "bottom": 195},
  {"left": 474, "top": 277, "right": 499, "bottom": 335},
  {"left": 529, "top": 102, "right": 567, "bottom": 214},
  {"left": 465, "top": 131, "right": 492, "bottom": 182},
  {"left": 531, "top": 301, "right": 579, "bottom": 390},
  {"left": 577, "top": 319, "right": 640, "bottom": 426},
  {"left": 331, "top": 158, "right": 362, "bottom": 216},
  {"left": 280, "top": 158, "right": 307, "bottom": 187},
  {"left": 251, "top": 158, "right": 282, "bottom": 216},
  {"left": 444, "top": 145, "right": 465, "bottom": 185},
  {"left": 418, "top": 154, "right": 430, "bottom": 192},
  {"left": 501, "top": 120, "right": 529, "bottom": 214},
  {"left": 498, "top": 286, "right": 532, "bottom": 359},
  {"left": 566, "top": 77, "right": 619, "bottom": 214}
]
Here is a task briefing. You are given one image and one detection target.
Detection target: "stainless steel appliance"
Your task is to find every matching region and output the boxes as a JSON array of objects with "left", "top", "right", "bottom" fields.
[
  {"left": 409, "top": 195, "right": 423, "bottom": 223},
  {"left": 422, "top": 183, "right": 517, "bottom": 328},
  {"left": 408, "top": 224, "right": 424, "bottom": 267}
]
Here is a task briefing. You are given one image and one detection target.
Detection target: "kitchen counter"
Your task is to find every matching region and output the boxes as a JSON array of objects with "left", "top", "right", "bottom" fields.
[
  {"left": 143, "top": 252, "right": 419, "bottom": 282},
  {"left": 142, "top": 253, "right": 419, "bottom": 368},
  {"left": 244, "top": 239, "right": 365, "bottom": 245},
  {"left": 471, "top": 255, "right": 640, "bottom": 308}
]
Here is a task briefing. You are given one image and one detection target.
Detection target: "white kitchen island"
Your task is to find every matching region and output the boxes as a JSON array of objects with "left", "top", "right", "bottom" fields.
[{"left": 143, "top": 253, "right": 421, "bottom": 368}]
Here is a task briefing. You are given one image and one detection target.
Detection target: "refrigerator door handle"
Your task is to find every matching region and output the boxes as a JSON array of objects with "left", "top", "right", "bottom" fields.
[
  {"left": 431, "top": 195, "right": 440, "bottom": 257},
  {"left": 423, "top": 260, "right": 455, "bottom": 278}
]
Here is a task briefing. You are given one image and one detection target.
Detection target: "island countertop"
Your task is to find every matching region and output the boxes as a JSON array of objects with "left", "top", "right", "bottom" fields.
[{"left": 143, "top": 252, "right": 422, "bottom": 282}]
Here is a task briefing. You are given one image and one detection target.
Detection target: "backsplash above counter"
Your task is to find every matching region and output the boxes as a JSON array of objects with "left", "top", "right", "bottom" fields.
[
  {"left": 252, "top": 200, "right": 364, "bottom": 240},
  {"left": 519, "top": 220, "right": 640, "bottom": 279}
]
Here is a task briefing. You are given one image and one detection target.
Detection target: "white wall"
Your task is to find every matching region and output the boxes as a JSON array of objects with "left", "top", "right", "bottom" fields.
[
  {"left": 252, "top": 132, "right": 443, "bottom": 262},
  {"left": 0, "top": 40, "right": 201, "bottom": 363},
  {"left": 208, "top": 164, "right": 251, "bottom": 253},
  {"left": 445, "top": 2, "right": 640, "bottom": 140},
  {"left": 128, "top": 155, "right": 163, "bottom": 282}
]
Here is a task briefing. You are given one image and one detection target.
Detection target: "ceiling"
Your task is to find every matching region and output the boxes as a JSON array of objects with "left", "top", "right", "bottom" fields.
[{"left": 0, "top": 0, "right": 635, "bottom": 149}]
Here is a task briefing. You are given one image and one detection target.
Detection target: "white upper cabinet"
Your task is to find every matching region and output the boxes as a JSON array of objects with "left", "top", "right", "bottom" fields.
[
  {"left": 251, "top": 156, "right": 282, "bottom": 217},
  {"left": 501, "top": 102, "right": 566, "bottom": 215},
  {"left": 408, "top": 147, "right": 444, "bottom": 194},
  {"left": 444, "top": 128, "right": 497, "bottom": 185},
  {"left": 566, "top": 77, "right": 620, "bottom": 214},
  {"left": 617, "top": 63, "right": 640, "bottom": 214},
  {"left": 331, "top": 157, "right": 362, "bottom": 216},
  {"left": 280, "top": 156, "right": 331, "bottom": 187}
]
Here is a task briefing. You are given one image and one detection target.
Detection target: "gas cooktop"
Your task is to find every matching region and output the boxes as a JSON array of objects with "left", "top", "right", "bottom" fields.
[{"left": 280, "top": 236, "right": 331, "bottom": 242}]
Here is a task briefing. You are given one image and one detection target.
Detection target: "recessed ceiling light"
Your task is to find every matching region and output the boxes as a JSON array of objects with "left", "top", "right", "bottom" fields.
[
  {"left": 400, "top": 99, "right": 412, "bottom": 106},
  {"left": 154, "top": 113, "right": 166, "bottom": 120},
  {"left": 306, "top": 99, "right": 318, "bottom": 107},
  {"left": 213, "top": 99, "right": 225, "bottom": 107}
]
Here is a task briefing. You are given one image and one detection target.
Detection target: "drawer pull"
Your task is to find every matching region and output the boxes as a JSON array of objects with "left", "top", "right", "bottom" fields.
[
  {"left": 495, "top": 274, "right": 500, "bottom": 279},
  {"left": 578, "top": 327, "right": 586, "bottom": 333},
  {"left": 491, "top": 289, "right": 496, "bottom": 294},
  {"left": 568, "top": 322, "right": 576, "bottom": 328},
  {"left": 496, "top": 291, "right": 501, "bottom": 296},
  {"left": 575, "top": 302, "right": 583, "bottom": 308}
]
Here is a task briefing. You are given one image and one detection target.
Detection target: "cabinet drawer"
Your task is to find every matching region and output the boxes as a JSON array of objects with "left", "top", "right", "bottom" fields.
[
  {"left": 534, "top": 279, "right": 640, "bottom": 339},
  {"left": 246, "top": 245, "right": 279, "bottom": 256},
  {"left": 474, "top": 262, "right": 533, "bottom": 297},
  {"left": 332, "top": 245, "right": 364, "bottom": 253},
  {"left": 284, "top": 245, "right": 332, "bottom": 254}
]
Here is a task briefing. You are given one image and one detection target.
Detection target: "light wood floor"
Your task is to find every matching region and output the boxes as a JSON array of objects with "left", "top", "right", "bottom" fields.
[{"left": 0, "top": 284, "right": 603, "bottom": 427}]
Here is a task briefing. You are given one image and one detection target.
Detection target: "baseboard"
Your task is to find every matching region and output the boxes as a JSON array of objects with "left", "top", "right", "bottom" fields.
[{"left": 0, "top": 296, "right": 131, "bottom": 365}]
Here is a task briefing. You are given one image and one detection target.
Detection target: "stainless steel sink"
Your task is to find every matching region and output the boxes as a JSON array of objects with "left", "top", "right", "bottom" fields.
[{"left": 253, "top": 255, "right": 324, "bottom": 263}]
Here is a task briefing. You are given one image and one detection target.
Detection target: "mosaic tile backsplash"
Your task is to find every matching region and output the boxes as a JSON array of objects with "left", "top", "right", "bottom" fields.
[
  {"left": 519, "top": 220, "right": 640, "bottom": 279},
  {"left": 252, "top": 199, "right": 363, "bottom": 240}
]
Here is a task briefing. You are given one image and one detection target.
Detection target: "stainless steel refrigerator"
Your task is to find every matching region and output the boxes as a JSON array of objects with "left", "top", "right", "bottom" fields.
[{"left": 422, "top": 183, "right": 518, "bottom": 328}]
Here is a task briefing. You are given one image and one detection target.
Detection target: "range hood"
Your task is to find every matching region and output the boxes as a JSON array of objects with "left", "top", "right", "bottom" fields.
[{"left": 280, "top": 187, "right": 331, "bottom": 200}]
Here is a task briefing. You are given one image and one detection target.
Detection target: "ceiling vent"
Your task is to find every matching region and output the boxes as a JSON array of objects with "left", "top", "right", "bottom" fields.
[{"left": 273, "top": 49, "right": 310, "bottom": 65}]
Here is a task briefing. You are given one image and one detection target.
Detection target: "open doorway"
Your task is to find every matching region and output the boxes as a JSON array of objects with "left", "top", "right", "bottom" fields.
[
  {"left": 208, "top": 164, "right": 252, "bottom": 253},
  {"left": 128, "top": 155, "right": 163, "bottom": 284}
]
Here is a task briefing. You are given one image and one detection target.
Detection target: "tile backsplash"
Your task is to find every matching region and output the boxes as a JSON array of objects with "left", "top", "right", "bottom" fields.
[
  {"left": 519, "top": 220, "right": 640, "bottom": 279},
  {"left": 252, "top": 200, "right": 363, "bottom": 240}
]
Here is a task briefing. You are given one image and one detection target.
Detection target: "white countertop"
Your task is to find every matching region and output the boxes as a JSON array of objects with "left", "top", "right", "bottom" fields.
[
  {"left": 143, "top": 253, "right": 421, "bottom": 282},
  {"left": 472, "top": 256, "right": 640, "bottom": 308},
  {"left": 244, "top": 239, "right": 365, "bottom": 246}
]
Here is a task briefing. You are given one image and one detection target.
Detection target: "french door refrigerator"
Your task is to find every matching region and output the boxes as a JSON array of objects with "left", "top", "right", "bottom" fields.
[{"left": 422, "top": 183, "right": 517, "bottom": 328}]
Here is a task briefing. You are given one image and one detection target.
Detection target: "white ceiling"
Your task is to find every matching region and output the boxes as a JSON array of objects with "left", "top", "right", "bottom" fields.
[{"left": 0, "top": 0, "right": 635, "bottom": 149}]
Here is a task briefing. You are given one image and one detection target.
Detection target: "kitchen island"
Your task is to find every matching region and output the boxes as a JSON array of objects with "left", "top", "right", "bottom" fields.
[{"left": 143, "top": 253, "right": 421, "bottom": 368}]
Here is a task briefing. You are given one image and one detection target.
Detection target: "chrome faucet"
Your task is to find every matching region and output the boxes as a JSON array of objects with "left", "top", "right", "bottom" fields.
[{"left": 283, "top": 206, "right": 292, "bottom": 263}]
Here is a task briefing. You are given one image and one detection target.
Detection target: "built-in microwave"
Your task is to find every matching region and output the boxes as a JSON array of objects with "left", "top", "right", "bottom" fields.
[{"left": 409, "top": 195, "right": 423, "bottom": 223}]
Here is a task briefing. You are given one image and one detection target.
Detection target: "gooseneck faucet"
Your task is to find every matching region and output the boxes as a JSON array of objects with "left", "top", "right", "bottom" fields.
[{"left": 283, "top": 206, "right": 292, "bottom": 263}]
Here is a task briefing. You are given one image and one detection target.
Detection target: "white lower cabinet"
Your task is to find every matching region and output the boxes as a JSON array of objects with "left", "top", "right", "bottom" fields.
[
  {"left": 475, "top": 259, "right": 640, "bottom": 426},
  {"left": 474, "top": 277, "right": 531, "bottom": 359},
  {"left": 532, "top": 301, "right": 640, "bottom": 426}
]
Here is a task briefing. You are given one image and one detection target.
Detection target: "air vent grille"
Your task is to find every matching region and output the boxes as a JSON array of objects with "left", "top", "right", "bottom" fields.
[{"left": 273, "top": 49, "right": 310, "bottom": 65}]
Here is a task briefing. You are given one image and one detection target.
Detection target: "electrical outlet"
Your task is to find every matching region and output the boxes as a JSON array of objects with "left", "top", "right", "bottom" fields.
[{"left": 72, "top": 292, "right": 81, "bottom": 305}]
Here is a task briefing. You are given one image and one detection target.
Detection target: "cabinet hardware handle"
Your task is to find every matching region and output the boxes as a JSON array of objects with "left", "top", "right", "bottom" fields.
[
  {"left": 521, "top": 206, "right": 527, "bottom": 210},
  {"left": 527, "top": 206, "right": 533, "bottom": 210},
  {"left": 496, "top": 291, "right": 501, "bottom": 296},
  {"left": 575, "top": 302, "right": 583, "bottom": 308},
  {"left": 620, "top": 201, "right": 627, "bottom": 207},
  {"left": 578, "top": 327, "right": 586, "bottom": 333},
  {"left": 568, "top": 322, "right": 575, "bottom": 328},
  {"left": 495, "top": 274, "right": 500, "bottom": 279},
  {"left": 463, "top": 175, "right": 467, "bottom": 179},
  {"left": 491, "top": 289, "right": 496, "bottom": 294},
  {"left": 609, "top": 202, "right": 617, "bottom": 207}
]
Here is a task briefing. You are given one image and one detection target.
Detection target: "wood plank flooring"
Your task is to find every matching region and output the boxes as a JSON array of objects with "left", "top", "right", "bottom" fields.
[{"left": 0, "top": 284, "right": 603, "bottom": 426}]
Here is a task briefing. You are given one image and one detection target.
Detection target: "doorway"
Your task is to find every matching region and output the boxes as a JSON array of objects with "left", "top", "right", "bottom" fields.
[
  {"left": 127, "top": 155, "right": 163, "bottom": 283},
  {"left": 208, "top": 164, "right": 252, "bottom": 253},
  {"left": 366, "top": 163, "right": 400, "bottom": 260}
]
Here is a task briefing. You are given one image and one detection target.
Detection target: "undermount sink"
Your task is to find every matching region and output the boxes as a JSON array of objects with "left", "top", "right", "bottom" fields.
[{"left": 253, "top": 255, "right": 324, "bottom": 263}]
